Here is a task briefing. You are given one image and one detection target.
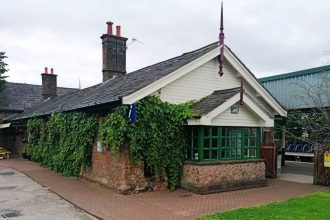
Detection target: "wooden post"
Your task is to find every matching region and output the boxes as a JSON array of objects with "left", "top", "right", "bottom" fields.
[
  {"left": 281, "top": 125, "right": 286, "bottom": 166},
  {"left": 264, "top": 127, "right": 274, "bottom": 145}
]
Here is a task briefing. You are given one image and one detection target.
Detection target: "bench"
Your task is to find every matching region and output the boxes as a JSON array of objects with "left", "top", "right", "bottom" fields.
[{"left": 0, "top": 147, "right": 11, "bottom": 160}]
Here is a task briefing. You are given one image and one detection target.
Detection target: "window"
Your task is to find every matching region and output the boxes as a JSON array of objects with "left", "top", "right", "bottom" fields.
[{"left": 186, "top": 126, "right": 260, "bottom": 161}]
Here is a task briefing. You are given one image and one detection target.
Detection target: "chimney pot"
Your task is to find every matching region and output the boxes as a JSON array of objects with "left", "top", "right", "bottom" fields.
[
  {"left": 116, "top": 26, "right": 121, "bottom": 37},
  {"left": 41, "top": 68, "right": 57, "bottom": 99},
  {"left": 101, "top": 22, "right": 127, "bottom": 82},
  {"left": 106, "top": 21, "right": 113, "bottom": 35}
]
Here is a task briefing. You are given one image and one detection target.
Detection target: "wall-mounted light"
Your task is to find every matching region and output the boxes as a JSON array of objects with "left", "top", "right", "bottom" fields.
[{"left": 231, "top": 105, "right": 239, "bottom": 114}]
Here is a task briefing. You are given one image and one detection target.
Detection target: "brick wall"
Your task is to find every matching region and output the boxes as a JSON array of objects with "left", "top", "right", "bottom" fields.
[
  {"left": 181, "top": 159, "right": 267, "bottom": 194},
  {"left": 83, "top": 140, "right": 169, "bottom": 194},
  {"left": 83, "top": 141, "right": 148, "bottom": 194}
]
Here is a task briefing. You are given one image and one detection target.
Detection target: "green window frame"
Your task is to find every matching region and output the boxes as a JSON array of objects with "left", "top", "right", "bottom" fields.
[{"left": 186, "top": 126, "right": 261, "bottom": 161}]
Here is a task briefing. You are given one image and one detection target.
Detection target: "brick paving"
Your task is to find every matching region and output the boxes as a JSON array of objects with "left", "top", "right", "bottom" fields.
[{"left": 0, "top": 159, "right": 326, "bottom": 220}]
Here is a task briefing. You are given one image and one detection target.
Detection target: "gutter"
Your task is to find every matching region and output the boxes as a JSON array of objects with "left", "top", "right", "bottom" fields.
[{"left": 6, "top": 96, "right": 123, "bottom": 122}]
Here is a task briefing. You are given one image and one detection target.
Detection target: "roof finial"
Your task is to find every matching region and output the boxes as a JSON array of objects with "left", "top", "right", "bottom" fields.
[
  {"left": 240, "top": 79, "right": 244, "bottom": 105},
  {"left": 218, "top": 1, "right": 225, "bottom": 77}
]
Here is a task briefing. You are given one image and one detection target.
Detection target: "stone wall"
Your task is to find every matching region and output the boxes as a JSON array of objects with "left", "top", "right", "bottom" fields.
[
  {"left": 83, "top": 142, "right": 148, "bottom": 194},
  {"left": 181, "top": 159, "right": 267, "bottom": 194}
]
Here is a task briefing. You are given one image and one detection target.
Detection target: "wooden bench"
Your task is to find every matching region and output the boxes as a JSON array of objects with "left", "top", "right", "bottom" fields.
[{"left": 0, "top": 147, "right": 11, "bottom": 160}]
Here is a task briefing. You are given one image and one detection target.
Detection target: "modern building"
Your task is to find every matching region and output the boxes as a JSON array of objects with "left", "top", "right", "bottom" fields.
[{"left": 259, "top": 65, "right": 330, "bottom": 110}]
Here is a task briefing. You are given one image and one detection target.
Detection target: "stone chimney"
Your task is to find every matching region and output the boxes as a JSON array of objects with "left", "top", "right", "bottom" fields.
[
  {"left": 101, "top": 21, "right": 128, "bottom": 82},
  {"left": 41, "top": 67, "right": 57, "bottom": 100}
]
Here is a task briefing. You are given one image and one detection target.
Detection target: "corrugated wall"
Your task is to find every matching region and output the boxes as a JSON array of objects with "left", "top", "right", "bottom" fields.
[{"left": 261, "top": 71, "right": 330, "bottom": 110}]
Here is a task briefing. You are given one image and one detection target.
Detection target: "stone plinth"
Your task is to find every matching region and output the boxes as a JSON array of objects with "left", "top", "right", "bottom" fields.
[{"left": 181, "top": 159, "right": 267, "bottom": 194}]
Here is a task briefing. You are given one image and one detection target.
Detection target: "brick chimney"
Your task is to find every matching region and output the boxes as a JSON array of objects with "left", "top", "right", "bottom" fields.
[
  {"left": 101, "top": 21, "right": 128, "bottom": 82},
  {"left": 41, "top": 67, "right": 57, "bottom": 100}
]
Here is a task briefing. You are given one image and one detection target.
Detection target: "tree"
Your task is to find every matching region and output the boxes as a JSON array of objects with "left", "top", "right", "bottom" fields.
[
  {"left": 276, "top": 73, "right": 330, "bottom": 146},
  {"left": 0, "top": 51, "right": 8, "bottom": 92}
]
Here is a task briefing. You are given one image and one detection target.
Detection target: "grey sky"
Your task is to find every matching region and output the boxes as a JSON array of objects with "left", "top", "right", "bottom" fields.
[{"left": 1, "top": 0, "right": 330, "bottom": 88}]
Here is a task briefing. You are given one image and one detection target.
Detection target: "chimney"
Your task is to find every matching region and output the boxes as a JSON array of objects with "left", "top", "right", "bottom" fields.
[
  {"left": 101, "top": 21, "right": 128, "bottom": 82},
  {"left": 41, "top": 67, "right": 57, "bottom": 100}
]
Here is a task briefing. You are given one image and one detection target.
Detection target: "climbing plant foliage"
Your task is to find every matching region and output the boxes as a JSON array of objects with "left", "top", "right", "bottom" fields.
[
  {"left": 99, "top": 96, "right": 193, "bottom": 190},
  {"left": 26, "top": 112, "right": 97, "bottom": 176}
]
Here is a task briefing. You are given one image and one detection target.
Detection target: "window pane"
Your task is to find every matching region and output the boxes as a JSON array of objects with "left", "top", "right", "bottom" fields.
[
  {"left": 231, "top": 149, "right": 237, "bottom": 158},
  {"left": 244, "top": 128, "right": 249, "bottom": 137},
  {"left": 244, "top": 136, "right": 249, "bottom": 146},
  {"left": 231, "top": 138, "right": 236, "bottom": 147},
  {"left": 237, "top": 148, "right": 242, "bottom": 157},
  {"left": 212, "top": 127, "right": 218, "bottom": 137},
  {"left": 211, "top": 150, "right": 218, "bottom": 159},
  {"left": 237, "top": 139, "right": 242, "bottom": 147},
  {"left": 221, "top": 149, "right": 230, "bottom": 159},
  {"left": 204, "top": 150, "right": 210, "bottom": 159},
  {"left": 222, "top": 128, "right": 227, "bottom": 137},
  {"left": 193, "top": 138, "right": 198, "bottom": 148},
  {"left": 244, "top": 148, "right": 249, "bottom": 157},
  {"left": 211, "top": 139, "right": 218, "bottom": 148},
  {"left": 193, "top": 149, "right": 199, "bottom": 160},
  {"left": 251, "top": 128, "right": 257, "bottom": 137},
  {"left": 204, "top": 138, "right": 210, "bottom": 148},
  {"left": 187, "top": 149, "right": 192, "bottom": 159},
  {"left": 251, "top": 137, "right": 256, "bottom": 146},
  {"left": 250, "top": 149, "right": 256, "bottom": 157},
  {"left": 193, "top": 127, "right": 198, "bottom": 137},
  {"left": 205, "top": 127, "right": 210, "bottom": 137},
  {"left": 222, "top": 138, "right": 228, "bottom": 147}
]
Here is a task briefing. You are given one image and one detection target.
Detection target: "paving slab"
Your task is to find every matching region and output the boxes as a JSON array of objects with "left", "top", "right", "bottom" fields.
[
  {"left": 0, "top": 167, "right": 94, "bottom": 220},
  {"left": 0, "top": 159, "right": 327, "bottom": 220}
]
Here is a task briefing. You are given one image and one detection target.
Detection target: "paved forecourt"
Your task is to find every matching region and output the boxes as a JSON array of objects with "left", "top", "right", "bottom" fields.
[{"left": 0, "top": 159, "right": 326, "bottom": 220}]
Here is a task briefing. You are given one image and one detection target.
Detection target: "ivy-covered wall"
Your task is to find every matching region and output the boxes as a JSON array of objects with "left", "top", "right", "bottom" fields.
[
  {"left": 26, "top": 97, "right": 193, "bottom": 190},
  {"left": 26, "top": 112, "right": 97, "bottom": 176},
  {"left": 98, "top": 96, "right": 193, "bottom": 190}
]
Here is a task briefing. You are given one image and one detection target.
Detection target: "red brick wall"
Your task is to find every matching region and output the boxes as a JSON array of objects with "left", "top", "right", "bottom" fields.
[{"left": 83, "top": 141, "right": 148, "bottom": 194}]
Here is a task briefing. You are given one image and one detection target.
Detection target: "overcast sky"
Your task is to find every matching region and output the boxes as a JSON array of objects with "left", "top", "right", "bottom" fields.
[{"left": 1, "top": 0, "right": 330, "bottom": 88}]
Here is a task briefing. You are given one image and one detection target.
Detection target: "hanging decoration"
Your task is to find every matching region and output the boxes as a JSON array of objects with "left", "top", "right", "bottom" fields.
[{"left": 240, "top": 79, "right": 244, "bottom": 105}]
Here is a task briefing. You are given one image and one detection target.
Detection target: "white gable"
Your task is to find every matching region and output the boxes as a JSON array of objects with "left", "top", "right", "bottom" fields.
[
  {"left": 154, "top": 57, "right": 276, "bottom": 119},
  {"left": 123, "top": 45, "right": 286, "bottom": 118},
  {"left": 187, "top": 93, "right": 274, "bottom": 127},
  {"left": 211, "top": 102, "right": 262, "bottom": 127},
  {"left": 155, "top": 58, "right": 240, "bottom": 104}
]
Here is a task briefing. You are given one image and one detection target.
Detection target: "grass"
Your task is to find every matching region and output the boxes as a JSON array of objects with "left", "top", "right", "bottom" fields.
[{"left": 198, "top": 190, "right": 330, "bottom": 220}]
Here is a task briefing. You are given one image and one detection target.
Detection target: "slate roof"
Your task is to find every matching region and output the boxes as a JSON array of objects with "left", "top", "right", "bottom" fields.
[
  {"left": 0, "top": 82, "right": 78, "bottom": 112},
  {"left": 193, "top": 88, "right": 241, "bottom": 116},
  {"left": 8, "top": 42, "right": 219, "bottom": 121}
]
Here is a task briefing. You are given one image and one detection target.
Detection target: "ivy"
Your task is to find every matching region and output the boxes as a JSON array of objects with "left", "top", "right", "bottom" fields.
[
  {"left": 26, "top": 112, "right": 97, "bottom": 176},
  {"left": 99, "top": 106, "right": 129, "bottom": 152},
  {"left": 99, "top": 96, "right": 193, "bottom": 190}
]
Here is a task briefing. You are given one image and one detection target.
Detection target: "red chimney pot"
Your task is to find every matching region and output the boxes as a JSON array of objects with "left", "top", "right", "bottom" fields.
[
  {"left": 45, "top": 67, "right": 48, "bottom": 74},
  {"left": 106, "top": 21, "right": 113, "bottom": 35},
  {"left": 116, "top": 26, "right": 121, "bottom": 37},
  {"left": 50, "top": 68, "right": 54, "bottom": 74}
]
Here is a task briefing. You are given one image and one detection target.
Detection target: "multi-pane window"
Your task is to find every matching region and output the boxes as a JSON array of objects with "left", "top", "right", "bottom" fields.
[{"left": 186, "top": 126, "right": 260, "bottom": 161}]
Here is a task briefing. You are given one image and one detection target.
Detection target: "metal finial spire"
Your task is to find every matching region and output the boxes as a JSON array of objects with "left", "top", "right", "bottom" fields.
[
  {"left": 218, "top": 1, "right": 225, "bottom": 77},
  {"left": 240, "top": 79, "right": 244, "bottom": 105}
]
